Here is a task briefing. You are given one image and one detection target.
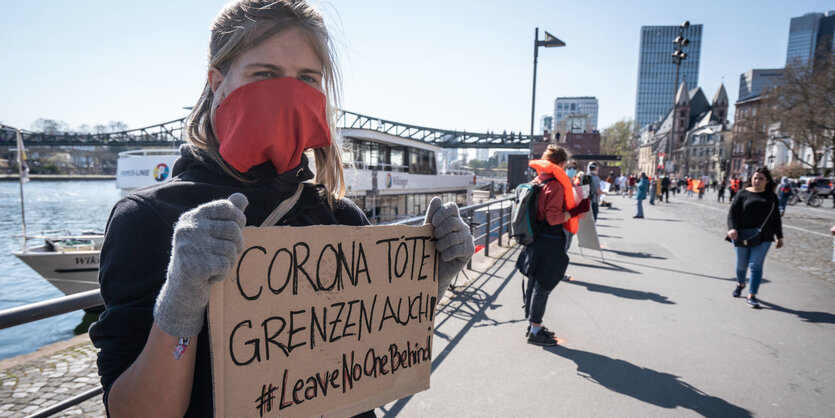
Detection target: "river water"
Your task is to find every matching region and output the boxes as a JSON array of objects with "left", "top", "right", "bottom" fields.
[{"left": 0, "top": 180, "right": 121, "bottom": 360}]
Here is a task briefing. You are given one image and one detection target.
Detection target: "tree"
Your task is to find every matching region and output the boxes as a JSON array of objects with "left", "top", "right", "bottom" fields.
[
  {"left": 772, "top": 161, "right": 806, "bottom": 179},
  {"left": 107, "top": 121, "right": 129, "bottom": 132},
  {"left": 600, "top": 118, "right": 637, "bottom": 174},
  {"left": 31, "top": 118, "right": 69, "bottom": 133},
  {"left": 761, "top": 48, "right": 835, "bottom": 173}
]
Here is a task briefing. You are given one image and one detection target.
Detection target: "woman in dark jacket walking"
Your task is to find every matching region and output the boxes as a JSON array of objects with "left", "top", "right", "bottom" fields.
[
  {"left": 88, "top": 1, "right": 473, "bottom": 416},
  {"left": 726, "top": 167, "right": 784, "bottom": 308}
]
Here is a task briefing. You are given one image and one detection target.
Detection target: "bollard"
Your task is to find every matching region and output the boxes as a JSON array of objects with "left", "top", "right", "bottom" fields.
[{"left": 485, "top": 208, "right": 491, "bottom": 258}]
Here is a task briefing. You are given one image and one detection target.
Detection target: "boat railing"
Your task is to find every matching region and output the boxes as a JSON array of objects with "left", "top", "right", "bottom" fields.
[{"left": 1, "top": 195, "right": 517, "bottom": 417}]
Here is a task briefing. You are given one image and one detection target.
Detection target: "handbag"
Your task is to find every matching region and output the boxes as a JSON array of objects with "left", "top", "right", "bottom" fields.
[{"left": 733, "top": 202, "right": 775, "bottom": 247}]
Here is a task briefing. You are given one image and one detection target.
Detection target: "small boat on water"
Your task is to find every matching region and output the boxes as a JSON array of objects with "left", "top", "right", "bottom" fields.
[
  {"left": 11, "top": 148, "right": 178, "bottom": 296},
  {"left": 13, "top": 232, "right": 104, "bottom": 296}
]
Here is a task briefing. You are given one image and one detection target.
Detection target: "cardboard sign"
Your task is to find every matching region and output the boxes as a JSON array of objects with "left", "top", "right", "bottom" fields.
[
  {"left": 576, "top": 212, "right": 601, "bottom": 251},
  {"left": 208, "top": 224, "right": 438, "bottom": 418}
]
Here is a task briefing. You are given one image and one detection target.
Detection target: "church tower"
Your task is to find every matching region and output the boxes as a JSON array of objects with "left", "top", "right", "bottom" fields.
[
  {"left": 673, "top": 80, "right": 690, "bottom": 145},
  {"left": 712, "top": 84, "right": 729, "bottom": 128}
]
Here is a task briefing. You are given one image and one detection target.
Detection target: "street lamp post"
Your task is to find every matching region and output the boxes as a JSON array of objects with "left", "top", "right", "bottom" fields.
[
  {"left": 529, "top": 28, "right": 565, "bottom": 176},
  {"left": 667, "top": 21, "right": 690, "bottom": 175}
]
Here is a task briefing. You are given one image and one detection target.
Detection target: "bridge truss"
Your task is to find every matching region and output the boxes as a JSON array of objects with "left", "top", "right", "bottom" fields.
[{"left": 1, "top": 110, "right": 534, "bottom": 149}]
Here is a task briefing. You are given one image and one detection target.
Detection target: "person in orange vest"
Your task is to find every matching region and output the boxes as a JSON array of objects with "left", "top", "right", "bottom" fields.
[
  {"left": 729, "top": 177, "right": 739, "bottom": 201},
  {"left": 516, "top": 145, "right": 590, "bottom": 346}
]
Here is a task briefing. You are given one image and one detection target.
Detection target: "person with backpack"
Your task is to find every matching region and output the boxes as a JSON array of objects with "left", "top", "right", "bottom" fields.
[
  {"left": 777, "top": 176, "right": 793, "bottom": 216},
  {"left": 515, "top": 145, "right": 590, "bottom": 346}
]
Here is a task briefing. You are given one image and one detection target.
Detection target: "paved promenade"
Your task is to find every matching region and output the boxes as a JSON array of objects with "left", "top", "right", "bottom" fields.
[{"left": 2, "top": 195, "right": 833, "bottom": 417}]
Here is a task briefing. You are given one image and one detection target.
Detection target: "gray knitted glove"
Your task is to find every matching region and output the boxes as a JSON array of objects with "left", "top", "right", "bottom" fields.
[
  {"left": 424, "top": 197, "right": 474, "bottom": 299},
  {"left": 153, "top": 193, "right": 248, "bottom": 337}
]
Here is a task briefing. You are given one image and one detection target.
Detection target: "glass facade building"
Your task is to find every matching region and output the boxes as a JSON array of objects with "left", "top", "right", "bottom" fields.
[
  {"left": 738, "top": 69, "right": 783, "bottom": 101},
  {"left": 785, "top": 11, "right": 835, "bottom": 66},
  {"left": 634, "top": 24, "right": 703, "bottom": 130}
]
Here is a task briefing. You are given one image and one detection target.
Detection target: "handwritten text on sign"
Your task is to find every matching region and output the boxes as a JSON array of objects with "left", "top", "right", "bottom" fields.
[{"left": 209, "top": 224, "right": 438, "bottom": 418}]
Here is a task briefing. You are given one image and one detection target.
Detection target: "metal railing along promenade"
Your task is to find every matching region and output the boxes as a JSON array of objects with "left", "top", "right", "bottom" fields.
[{"left": 0, "top": 195, "right": 516, "bottom": 417}]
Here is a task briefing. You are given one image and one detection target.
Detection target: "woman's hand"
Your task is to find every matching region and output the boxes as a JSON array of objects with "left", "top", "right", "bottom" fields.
[
  {"left": 424, "top": 197, "right": 474, "bottom": 299},
  {"left": 727, "top": 229, "right": 738, "bottom": 240},
  {"left": 776, "top": 238, "right": 784, "bottom": 249},
  {"left": 154, "top": 193, "right": 248, "bottom": 337}
]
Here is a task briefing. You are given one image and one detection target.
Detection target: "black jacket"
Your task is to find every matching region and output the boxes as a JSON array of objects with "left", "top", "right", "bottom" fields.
[
  {"left": 88, "top": 145, "right": 369, "bottom": 417},
  {"left": 726, "top": 189, "right": 782, "bottom": 241}
]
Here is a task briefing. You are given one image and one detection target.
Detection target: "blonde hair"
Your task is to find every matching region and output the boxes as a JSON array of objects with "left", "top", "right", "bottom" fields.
[
  {"left": 541, "top": 144, "right": 569, "bottom": 165},
  {"left": 186, "top": 0, "right": 345, "bottom": 202}
]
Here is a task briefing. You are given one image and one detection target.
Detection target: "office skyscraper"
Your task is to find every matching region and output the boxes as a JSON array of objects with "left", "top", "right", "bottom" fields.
[
  {"left": 738, "top": 69, "right": 784, "bottom": 101},
  {"left": 785, "top": 11, "right": 835, "bottom": 66},
  {"left": 634, "top": 24, "right": 703, "bottom": 130}
]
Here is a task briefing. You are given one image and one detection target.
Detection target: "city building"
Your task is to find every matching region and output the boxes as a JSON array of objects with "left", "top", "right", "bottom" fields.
[
  {"left": 539, "top": 115, "right": 553, "bottom": 134},
  {"left": 738, "top": 69, "right": 784, "bottom": 102},
  {"left": 785, "top": 11, "right": 835, "bottom": 67},
  {"left": 553, "top": 97, "right": 598, "bottom": 133},
  {"left": 634, "top": 24, "right": 703, "bottom": 130},
  {"left": 731, "top": 97, "right": 767, "bottom": 180},
  {"left": 636, "top": 81, "right": 729, "bottom": 179}
]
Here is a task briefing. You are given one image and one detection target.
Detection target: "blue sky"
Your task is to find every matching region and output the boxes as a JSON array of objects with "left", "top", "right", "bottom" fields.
[{"left": 1, "top": 0, "right": 832, "bottom": 134}]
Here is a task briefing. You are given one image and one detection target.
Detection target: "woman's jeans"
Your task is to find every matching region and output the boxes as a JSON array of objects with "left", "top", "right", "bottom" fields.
[
  {"left": 636, "top": 198, "right": 644, "bottom": 217},
  {"left": 735, "top": 241, "right": 772, "bottom": 294}
]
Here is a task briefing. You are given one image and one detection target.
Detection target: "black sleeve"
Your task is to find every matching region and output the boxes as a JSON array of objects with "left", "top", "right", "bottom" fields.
[
  {"left": 88, "top": 196, "right": 174, "bottom": 406},
  {"left": 727, "top": 191, "right": 744, "bottom": 230},
  {"left": 769, "top": 194, "right": 783, "bottom": 239},
  {"left": 333, "top": 197, "right": 371, "bottom": 226}
]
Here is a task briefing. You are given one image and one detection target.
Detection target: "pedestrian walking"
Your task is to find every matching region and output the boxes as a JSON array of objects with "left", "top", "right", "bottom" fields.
[
  {"left": 661, "top": 176, "right": 670, "bottom": 202},
  {"left": 587, "top": 162, "right": 604, "bottom": 221},
  {"left": 718, "top": 177, "right": 727, "bottom": 203},
  {"left": 726, "top": 167, "right": 784, "bottom": 309},
  {"left": 88, "top": 2, "right": 474, "bottom": 416},
  {"left": 777, "top": 176, "right": 793, "bottom": 216},
  {"left": 618, "top": 174, "right": 628, "bottom": 197},
  {"left": 649, "top": 177, "right": 656, "bottom": 205},
  {"left": 628, "top": 175, "right": 636, "bottom": 198},
  {"left": 634, "top": 172, "right": 648, "bottom": 218},
  {"left": 729, "top": 177, "right": 739, "bottom": 201},
  {"left": 516, "top": 145, "right": 590, "bottom": 346}
]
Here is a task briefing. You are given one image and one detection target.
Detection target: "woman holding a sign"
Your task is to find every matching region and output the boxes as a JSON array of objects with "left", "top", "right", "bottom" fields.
[
  {"left": 726, "top": 167, "right": 783, "bottom": 309},
  {"left": 89, "top": 1, "right": 474, "bottom": 416}
]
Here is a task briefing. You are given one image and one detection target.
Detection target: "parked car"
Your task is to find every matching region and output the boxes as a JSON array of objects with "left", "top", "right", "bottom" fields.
[{"left": 808, "top": 177, "right": 833, "bottom": 196}]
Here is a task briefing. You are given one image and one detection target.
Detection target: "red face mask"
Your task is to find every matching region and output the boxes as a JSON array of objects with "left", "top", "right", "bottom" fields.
[{"left": 214, "top": 77, "right": 332, "bottom": 175}]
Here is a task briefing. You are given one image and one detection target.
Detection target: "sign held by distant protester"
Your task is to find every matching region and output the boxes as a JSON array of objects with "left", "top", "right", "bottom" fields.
[
  {"left": 208, "top": 224, "right": 438, "bottom": 418},
  {"left": 576, "top": 214, "right": 602, "bottom": 251}
]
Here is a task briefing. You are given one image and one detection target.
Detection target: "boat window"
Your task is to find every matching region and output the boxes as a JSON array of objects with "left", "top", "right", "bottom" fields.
[
  {"left": 390, "top": 148, "right": 406, "bottom": 172},
  {"left": 408, "top": 149, "right": 436, "bottom": 175}
]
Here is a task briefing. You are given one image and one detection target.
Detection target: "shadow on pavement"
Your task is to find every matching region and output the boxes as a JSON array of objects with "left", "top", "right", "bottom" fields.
[
  {"left": 546, "top": 346, "right": 752, "bottom": 417},
  {"left": 569, "top": 260, "right": 641, "bottom": 275},
  {"left": 381, "top": 248, "right": 521, "bottom": 417},
  {"left": 603, "top": 248, "right": 667, "bottom": 260},
  {"left": 759, "top": 300, "right": 835, "bottom": 324},
  {"left": 598, "top": 234, "right": 622, "bottom": 239},
  {"left": 639, "top": 217, "right": 684, "bottom": 222},
  {"left": 566, "top": 279, "right": 674, "bottom": 305}
]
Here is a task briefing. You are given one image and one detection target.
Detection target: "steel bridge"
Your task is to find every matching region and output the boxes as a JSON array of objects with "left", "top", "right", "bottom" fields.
[{"left": 0, "top": 110, "right": 534, "bottom": 149}]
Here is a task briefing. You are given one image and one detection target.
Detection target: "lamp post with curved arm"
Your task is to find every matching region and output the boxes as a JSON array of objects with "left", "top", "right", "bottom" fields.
[{"left": 667, "top": 21, "right": 690, "bottom": 175}]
